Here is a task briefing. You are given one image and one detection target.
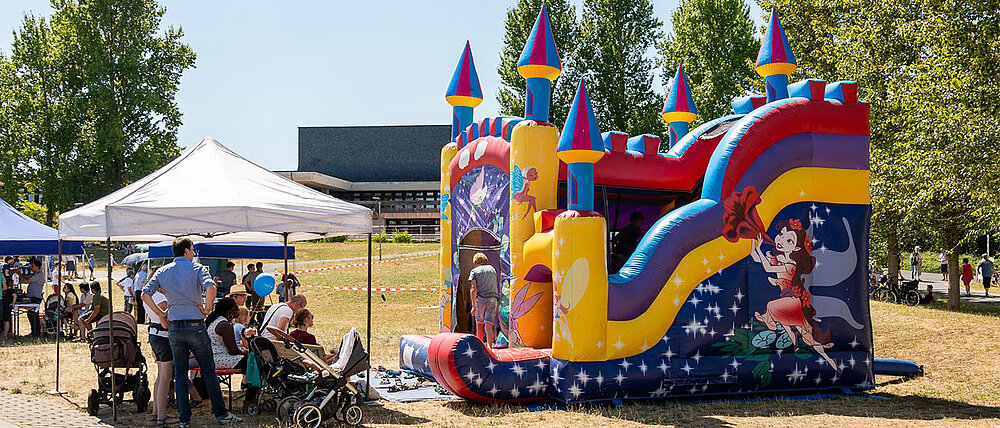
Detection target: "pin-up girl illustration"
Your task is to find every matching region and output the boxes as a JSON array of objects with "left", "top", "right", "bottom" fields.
[
  {"left": 511, "top": 165, "right": 538, "bottom": 218},
  {"left": 722, "top": 187, "right": 837, "bottom": 371},
  {"left": 750, "top": 219, "right": 837, "bottom": 371}
]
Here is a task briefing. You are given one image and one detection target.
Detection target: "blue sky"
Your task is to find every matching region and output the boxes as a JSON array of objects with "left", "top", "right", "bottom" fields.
[{"left": 0, "top": 1, "right": 763, "bottom": 171}]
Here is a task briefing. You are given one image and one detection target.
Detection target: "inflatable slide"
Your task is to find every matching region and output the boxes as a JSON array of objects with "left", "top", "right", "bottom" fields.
[{"left": 400, "top": 7, "right": 873, "bottom": 404}]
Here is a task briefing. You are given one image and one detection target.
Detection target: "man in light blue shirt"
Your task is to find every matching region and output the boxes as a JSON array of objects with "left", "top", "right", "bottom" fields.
[{"left": 141, "top": 238, "right": 241, "bottom": 426}]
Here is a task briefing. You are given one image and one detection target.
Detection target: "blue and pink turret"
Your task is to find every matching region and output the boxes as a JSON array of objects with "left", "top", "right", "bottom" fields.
[
  {"left": 661, "top": 64, "right": 698, "bottom": 148},
  {"left": 518, "top": 5, "right": 561, "bottom": 122},
  {"left": 557, "top": 79, "right": 604, "bottom": 211},
  {"left": 445, "top": 41, "right": 483, "bottom": 142},
  {"left": 756, "top": 8, "right": 796, "bottom": 102}
]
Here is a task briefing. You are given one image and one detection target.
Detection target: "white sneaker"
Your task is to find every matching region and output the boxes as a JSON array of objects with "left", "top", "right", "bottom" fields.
[{"left": 217, "top": 412, "right": 243, "bottom": 424}]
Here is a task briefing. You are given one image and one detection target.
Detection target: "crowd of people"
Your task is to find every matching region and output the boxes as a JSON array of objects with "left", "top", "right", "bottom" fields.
[
  {"left": 2, "top": 239, "right": 323, "bottom": 426},
  {"left": 138, "top": 238, "right": 331, "bottom": 426},
  {"left": 904, "top": 247, "right": 996, "bottom": 302}
]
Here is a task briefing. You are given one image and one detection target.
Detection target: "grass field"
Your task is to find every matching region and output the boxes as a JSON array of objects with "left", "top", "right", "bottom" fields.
[{"left": 1, "top": 241, "right": 998, "bottom": 427}]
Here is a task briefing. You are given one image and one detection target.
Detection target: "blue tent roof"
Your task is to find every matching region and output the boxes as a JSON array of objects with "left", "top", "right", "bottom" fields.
[
  {"left": 148, "top": 241, "right": 296, "bottom": 260},
  {"left": 0, "top": 198, "right": 83, "bottom": 255}
]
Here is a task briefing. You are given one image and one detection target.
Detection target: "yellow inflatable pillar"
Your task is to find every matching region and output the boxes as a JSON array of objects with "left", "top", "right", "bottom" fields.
[
  {"left": 508, "top": 121, "right": 559, "bottom": 347},
  {"left": 551, "top": 211, "right": 608, "bottom": 361},
  {"left": 439, "top": 142, "right": 458, "bottom": 332}
]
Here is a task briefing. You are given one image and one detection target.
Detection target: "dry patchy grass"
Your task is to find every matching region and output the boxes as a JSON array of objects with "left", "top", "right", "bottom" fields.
[
  {"left": 292, "top": 241, "right": 437, "bottom": 262},
  {"left": 1, "top": 243, "right": 998, "bottom": 427}
]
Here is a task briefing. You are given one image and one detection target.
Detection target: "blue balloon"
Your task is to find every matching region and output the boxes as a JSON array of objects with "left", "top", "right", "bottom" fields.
[{"left": 254, "top": 273, "right": 276, "bottom": 296}]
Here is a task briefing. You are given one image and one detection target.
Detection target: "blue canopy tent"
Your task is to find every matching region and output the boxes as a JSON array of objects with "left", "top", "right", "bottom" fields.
[
  {"left": 0, "top": 198, "right": 83, "bottom": 255},
  {"left": 147, "top": 241, "right": 296, "bottom": 260}
]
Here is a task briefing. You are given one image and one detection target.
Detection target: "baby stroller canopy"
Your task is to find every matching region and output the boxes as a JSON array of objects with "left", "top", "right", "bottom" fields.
[{"left": 89, "top": 311, "right": 140, "bottom": 369}]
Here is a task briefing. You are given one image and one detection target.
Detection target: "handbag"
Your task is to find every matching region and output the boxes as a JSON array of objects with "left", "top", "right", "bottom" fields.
[{"left": 246, "top": 351, "right": 263, "bottom": 388}]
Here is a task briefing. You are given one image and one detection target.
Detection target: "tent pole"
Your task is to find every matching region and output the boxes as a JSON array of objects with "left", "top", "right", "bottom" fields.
[
  {"left": 283, "top": 233, "right": 289, "bottom": 293},
  {"left": 107, "top": 237, "right": 117, "bottom": 421},
  {"left": 366, "top": 233, "right": 372, "bottom": 399},
  {"left": 48, "top": 239, "right": 64, "bottom": 395}
]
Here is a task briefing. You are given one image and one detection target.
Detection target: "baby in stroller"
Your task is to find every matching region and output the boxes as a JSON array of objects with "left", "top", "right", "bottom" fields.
[{"left": 266, "top": 326, "right": 370, "bottom": 427}]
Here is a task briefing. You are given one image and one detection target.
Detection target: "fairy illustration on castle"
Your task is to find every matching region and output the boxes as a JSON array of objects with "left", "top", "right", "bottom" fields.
[{"left": 511, "top": 165, "right": 538, "bottom": 218}]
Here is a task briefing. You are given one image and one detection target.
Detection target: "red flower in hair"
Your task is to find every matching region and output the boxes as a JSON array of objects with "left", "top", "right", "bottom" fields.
[
  {"left": 722, "top": 186, "right": 772, "bottom": 245},
  {"left": 788, "top": 218, "right": 803, "bottom": 231}
]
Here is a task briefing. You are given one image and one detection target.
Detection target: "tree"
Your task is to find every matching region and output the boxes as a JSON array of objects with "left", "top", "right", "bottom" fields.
[
  {"left": 760, "top": 0, "right": 1000, "bottom": 310},
  {"left": 497, "top": 0, "right": 580, "bottom": 128},
  {"left": 5, "top": 13, "right": 87, "bottom": 224},
  {"left": 60, "top": 0, "right": 195, "bottom": 203},
  {"left": 659, "top": 0, "right": 758, "bottom": 124},
  {"left": 576, "top": 0, "right": 664, "bottom": 138},
  {"left": 0, "top": 0, "right": 195, "bottom": 219}
]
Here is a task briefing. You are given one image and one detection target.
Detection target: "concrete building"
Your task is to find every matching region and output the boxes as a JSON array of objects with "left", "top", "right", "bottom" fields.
[{"left": 279, "top": 125, "right": 448, "bottom": 235}]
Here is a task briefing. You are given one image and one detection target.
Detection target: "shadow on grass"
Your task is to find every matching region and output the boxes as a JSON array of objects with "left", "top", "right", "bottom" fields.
[
  {"left": 1, "top": 334, "right": 84, "bottom": 348},
  {"left": 924, "top": 300, "right": 1000, "bottom": 317},
  {"left": 443, "top": 393, "right": 999, "bottom": 426}
]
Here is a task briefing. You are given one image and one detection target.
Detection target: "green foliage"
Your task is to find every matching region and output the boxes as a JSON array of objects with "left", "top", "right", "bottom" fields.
[
  {"left": 760, "top": 0, "right": 1000, "bottom": 309},
  {"left": 391, "top": 230, "right": 413, "bottom": 243},
  {"left": 372, "top": 231, "right": 390, "bottom": 243},
  {"left": 576, "top": 0, "right": 664, "bottom": 137},
  {"left": 0, "top": 0, "right": 195, "bottom": 221},
  {"left": 16, "top": 200, "right": 49, "bottom": 226},
  {"left": 497, "top": 0, "right": 580, "bottom": 128},
  {"left": 497, "top": 0, "right": 665, "bottom": 137},
  {"left": 659, "top": 0, "right": 759, "bottom": 124}
]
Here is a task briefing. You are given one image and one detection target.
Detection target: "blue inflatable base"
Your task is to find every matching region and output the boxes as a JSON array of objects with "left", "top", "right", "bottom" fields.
[{"left": 872, "top": 358, "right": 923, "bottom": 377}]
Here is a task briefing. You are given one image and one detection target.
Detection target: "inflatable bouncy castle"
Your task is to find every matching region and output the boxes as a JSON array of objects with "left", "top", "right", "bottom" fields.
[{"left": 400, "top": 7, "right": 874, "bottom": 404}]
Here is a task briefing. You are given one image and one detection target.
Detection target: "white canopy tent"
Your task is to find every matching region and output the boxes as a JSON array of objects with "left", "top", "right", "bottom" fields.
[
  {"left": 57, "top": 137, "right": 375, "bottom": 419},
  {"left": 59, "top": 137, "right": 372, "bottom": 241}
]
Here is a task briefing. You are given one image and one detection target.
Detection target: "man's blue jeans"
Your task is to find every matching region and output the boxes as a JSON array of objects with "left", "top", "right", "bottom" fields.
[{"left": 168, "top": 320, "right": 227, "bottom": 423}]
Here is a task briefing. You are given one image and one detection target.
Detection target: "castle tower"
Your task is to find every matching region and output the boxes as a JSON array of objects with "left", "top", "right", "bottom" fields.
[
  {"left": 518, "top": 5, "right": 561, "bottom": 122},
  {"left": 440, "top": 42, "right": 482, "bottom": 331},
  {"left": 551, "top": 78, "right": 609, "bottom": 361},
  {"left": 661, "top": 64, "right": 698, "bottom": 148},
  {"left": 446, "top": 41, "right": 483, "bottom": 141},
  {"left": 756, "top": 8, "right": 796, "bottom": 102},
  {"left": 558, "top": 79, "right": 605, "bottom": 210}
]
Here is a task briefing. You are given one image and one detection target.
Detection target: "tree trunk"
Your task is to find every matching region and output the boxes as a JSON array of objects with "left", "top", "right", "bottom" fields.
[
  {"left": 946, "top": 229, "right": 961, "bottom": 311},
  {"left": 45, "top": 206, "right": 54, "bottom": 227},
  {"left": 887, "top": 227, "right": 900, "bottom": 288}
]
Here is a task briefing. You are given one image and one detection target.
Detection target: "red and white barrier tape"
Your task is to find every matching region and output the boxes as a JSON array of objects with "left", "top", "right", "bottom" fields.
[
  {"left": 299, "top": 285, "right": 434, "bottom": 292},
  {"left": 272, "top": 253, "right": 434, "bottom": 276}
]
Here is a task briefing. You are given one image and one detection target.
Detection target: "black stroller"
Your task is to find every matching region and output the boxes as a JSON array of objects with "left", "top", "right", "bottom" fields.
[
  {"left": 245, "top": 336, "right": 312, "bottom": 418},
  {"left": 267, "top": 326, "right": 370, "bottom": 427},
  {"left": 86, "top": 311, "right": 150, "bottom": 416}
]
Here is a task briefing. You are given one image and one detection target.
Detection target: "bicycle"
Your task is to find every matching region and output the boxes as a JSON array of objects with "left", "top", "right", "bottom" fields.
[{"left": 869, "top": 270, "right": 921, "bottom": 306}]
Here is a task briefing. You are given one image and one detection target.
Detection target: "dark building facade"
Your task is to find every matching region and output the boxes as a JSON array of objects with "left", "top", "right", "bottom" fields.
[{"left": 280, "top": 125, "right": 450, "bottom": 233}]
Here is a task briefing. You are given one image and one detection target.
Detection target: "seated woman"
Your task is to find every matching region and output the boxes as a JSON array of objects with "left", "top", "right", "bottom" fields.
[
  {"left": 289, "top": 308, "right": 339, "bottom": 364},
  {"left": 193, "top": 298, "right": 247, "bottom": 370},
  {"left": 192, "top": 298, "right": 258, "bottom": 411}
]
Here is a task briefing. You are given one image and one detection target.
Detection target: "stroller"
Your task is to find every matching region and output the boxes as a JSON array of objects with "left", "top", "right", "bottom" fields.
[
  {"left": 86, "top": 311, "right": 150, "bottom": 416},
  {"left": 245, "top": 336, "right": 312, "bottom": 418},
  {"left": 267, "top": 326, "right": 370, "bottom": 427},
  {"left": 42, "top": 294, "right": 73, "bottom": 337}
]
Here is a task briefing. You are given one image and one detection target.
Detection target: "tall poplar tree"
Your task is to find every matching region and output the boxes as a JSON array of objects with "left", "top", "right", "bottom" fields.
[
  {"left": 576, "top": 0, "right": 664, "bottom": 138},
  {"left": 660, "top": 0, "right": 758, "bottom": 123},
  {"left": 497, "top": 0, "right": 580, "bottom": 128}
]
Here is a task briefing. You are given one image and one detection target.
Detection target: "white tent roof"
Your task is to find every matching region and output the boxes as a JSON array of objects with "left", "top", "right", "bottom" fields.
[{"left": 59, "top": 137, "right": 373, "bottom": 241}]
